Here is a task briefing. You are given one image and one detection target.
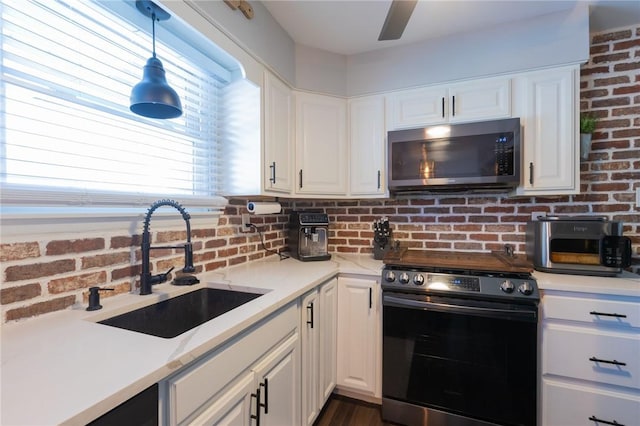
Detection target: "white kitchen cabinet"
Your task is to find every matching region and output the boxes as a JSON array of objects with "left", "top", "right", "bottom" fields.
[
  {"left": 386, "top": 76, "right": 511, "bottom": 130},
  {"left": 252, "top": 334, "right": 300, "bottom": 426},
  {"left": 336, "top": 276, "right": 381, "bottom": 398},
  {"left": 301, "top": 278, "right": 337, "bottom": 426},
  {"left": 513, "top": 65, "right": 579, "bottom": 195},
  {"left": 540, "top": 290, "right": 640, "bottom": 426},
  {"left": 295, "top": 91, "right": 348, "bottom": 195},
  {"left": 348, "top": 95, "right": 387, "bottom": 196},
  {"left": 165, "top": 303, "right": 299, "bottom": 426},
  {"left": 264, "top": 71, "right": 293, "bottom": 194}
]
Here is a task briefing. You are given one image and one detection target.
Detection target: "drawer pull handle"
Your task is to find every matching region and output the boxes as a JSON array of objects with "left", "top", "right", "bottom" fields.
[
  {"left": 589, "top": 356, "right": 627, "bottom": 366},
  {"left": 589, "top": 311, "right": 627, "bottom": 319},
  {"left": 307, "top": 302, "right": 314, "bottom": 329},
  {"left": 589, "top": 415, "right": 624, "bottom": 425},
  {"left": 251, "top": 388, "right": 261, "bottom": 426}
]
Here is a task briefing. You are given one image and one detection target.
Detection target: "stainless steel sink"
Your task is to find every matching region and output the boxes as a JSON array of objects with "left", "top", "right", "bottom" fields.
[{"left": 98, "top": 288, "right": 264, "bottom": 338}]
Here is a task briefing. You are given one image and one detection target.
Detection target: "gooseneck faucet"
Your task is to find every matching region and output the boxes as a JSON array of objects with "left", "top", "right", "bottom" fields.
[{"left": 140, "top": 199, "right": 196, "bottom": 295}]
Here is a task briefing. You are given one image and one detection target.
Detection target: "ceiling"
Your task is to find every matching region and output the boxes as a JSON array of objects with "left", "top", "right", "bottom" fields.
[{"left": 261, "top": 0, "right": 640, "bottom": 56}]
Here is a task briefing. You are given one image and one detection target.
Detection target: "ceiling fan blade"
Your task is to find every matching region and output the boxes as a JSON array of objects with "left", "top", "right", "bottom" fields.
[{"left": 378, "top": 0, "right": 418, "bottom": 41}]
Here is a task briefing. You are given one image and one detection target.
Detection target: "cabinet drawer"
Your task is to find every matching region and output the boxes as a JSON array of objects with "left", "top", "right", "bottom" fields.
[
  {"left": 168, "top": 303, "right": 298, "bottom": 425},
  {"left": 543, "top": 294, "right": 640, "bottom": 329},
  {"left": 543, "top": 325, "right": 640, "bottom": 389},
  {"left": 543, "top": 379, "right": 640, "bottom": 426}
]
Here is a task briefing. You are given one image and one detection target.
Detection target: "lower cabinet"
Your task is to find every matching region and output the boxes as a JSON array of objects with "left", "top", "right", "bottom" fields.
[
  {"left": 301, "top": 278, "right": 338, "bottom": 426},
  {"left": 164, "top": 302, "right": 300, "bottom": 426},
  {"left": 541, "top": 290, "right": 640, "bottom": 425},
  {"left": 336, "top": 276, "right": 382, "bottom": 398}
]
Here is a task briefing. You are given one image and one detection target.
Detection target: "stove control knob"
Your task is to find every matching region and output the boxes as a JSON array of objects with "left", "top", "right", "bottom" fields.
[
  {"left": 518, "top": 282, "right": 534, "bottom": 296},
  {"left": 384, "top": 271, "right": 396, "bottom": 283},
  {"left": 399, "top": 272, "right": 410, "bottom": 284},
  {"left": 500, "top": 280, "right": 515, "bottom": 293},
  {"left": 413, "top": 274, "right": 425, "bottom": 286}
]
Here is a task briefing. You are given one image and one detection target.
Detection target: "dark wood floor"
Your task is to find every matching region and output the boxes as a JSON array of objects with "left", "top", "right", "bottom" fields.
[{"left": 314, "top": 394, "right": 395, "bottom": 426}]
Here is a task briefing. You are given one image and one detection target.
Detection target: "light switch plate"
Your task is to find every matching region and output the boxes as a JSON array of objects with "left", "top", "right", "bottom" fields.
[
  {"left": 531, "top": 211, "right": 547, "bottom": 221},
  {"left": 636, "top": 188, "right": 640, "bottom": 209}
]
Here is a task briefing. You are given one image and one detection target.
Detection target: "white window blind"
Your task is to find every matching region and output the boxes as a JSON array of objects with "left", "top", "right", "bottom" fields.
[{"left": 0, "top": 0, "right": 236, "bottom": 209}]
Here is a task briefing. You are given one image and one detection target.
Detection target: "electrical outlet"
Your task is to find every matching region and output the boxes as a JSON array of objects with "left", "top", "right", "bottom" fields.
[
  {"left": 636, "top": 188, "right": 640, "bottom": 210},
  {"left": 241, "top": 214, "right": 251, "bottom": 233},
  {"left": 530, "top": 211, "right": 547, "bottom": 221}
]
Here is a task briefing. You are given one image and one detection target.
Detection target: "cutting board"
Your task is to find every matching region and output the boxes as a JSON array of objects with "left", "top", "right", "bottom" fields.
[{"left": 383, "top": 248, "right": 533, "bottom": 274}]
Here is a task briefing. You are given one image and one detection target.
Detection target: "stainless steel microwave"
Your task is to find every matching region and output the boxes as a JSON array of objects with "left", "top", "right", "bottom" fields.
[{"left": 387, "top": 118, "right": 521, "bottom": 193}]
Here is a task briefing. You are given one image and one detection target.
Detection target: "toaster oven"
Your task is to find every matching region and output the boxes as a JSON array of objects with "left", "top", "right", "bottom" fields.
[{"left": 526, "top": 216, "right": 631, "bottom": 277}]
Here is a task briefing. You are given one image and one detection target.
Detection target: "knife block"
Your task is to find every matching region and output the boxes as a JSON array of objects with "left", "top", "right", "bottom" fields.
[{"left": 373, "top": 239, "right": 393, "bottom": 260}]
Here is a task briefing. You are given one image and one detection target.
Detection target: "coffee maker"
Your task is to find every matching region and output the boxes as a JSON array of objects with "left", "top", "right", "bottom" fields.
[{"left": 288, "top": 211, "right": 331, "bottom": 261}]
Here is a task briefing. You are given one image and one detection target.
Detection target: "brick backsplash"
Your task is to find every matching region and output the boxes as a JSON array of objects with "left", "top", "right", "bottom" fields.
[{"left": 1, "top": 25, "right": 638, "bottom": 323}]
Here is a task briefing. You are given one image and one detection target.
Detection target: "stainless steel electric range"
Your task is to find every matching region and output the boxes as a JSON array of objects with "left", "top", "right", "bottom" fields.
[{"left": 381, "top": 249, "right": 540, "bottom": 426}]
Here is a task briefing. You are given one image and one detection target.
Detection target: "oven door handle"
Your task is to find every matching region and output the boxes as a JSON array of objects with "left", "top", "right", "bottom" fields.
[{"left": 383, "top": 295, "right": 537, "bottom": 322}]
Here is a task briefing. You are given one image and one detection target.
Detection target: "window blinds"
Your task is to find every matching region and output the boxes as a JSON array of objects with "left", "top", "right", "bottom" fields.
[{"left": 0, "top": 0, "right": 231, "bottom": 208}]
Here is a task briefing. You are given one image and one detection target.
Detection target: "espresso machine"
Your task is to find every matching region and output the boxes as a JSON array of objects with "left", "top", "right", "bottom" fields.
[{"left": 288, "top": 211, "right": 331, "bottom": 261}]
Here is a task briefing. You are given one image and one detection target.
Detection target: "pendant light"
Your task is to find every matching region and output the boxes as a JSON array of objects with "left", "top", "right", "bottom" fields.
[{"left": 130, "top": 0, "right": 182, "bottom": 119}]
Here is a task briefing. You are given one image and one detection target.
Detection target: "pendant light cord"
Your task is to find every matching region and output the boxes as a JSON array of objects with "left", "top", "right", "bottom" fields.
[{"left": 151, "top": 12, "right": 157, "bottom": 58}]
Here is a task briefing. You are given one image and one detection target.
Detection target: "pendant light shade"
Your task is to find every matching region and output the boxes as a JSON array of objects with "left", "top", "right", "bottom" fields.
[{"left": 130, "top": 0, "right": 182, "bottom": 119}]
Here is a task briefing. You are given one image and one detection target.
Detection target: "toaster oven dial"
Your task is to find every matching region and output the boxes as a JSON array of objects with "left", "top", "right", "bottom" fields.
[
  {"left": 500, "top": 279, "right": 515, "bottom": 293},
  {"left": 518, "top": 282, "right": 534, "bottom": 296},
  {"left": 384, "top": 270, "right": 396, "bottom": 283},
  {"left": 413, "top": 274, "right": 425, "bottom": 286},
  {"left": 399, "top": 272, "right": 410, "bottom": 284}
]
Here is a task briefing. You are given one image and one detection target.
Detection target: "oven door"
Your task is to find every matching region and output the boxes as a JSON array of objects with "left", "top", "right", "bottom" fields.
[{"left": 382, "top": 292, "right": 538, "bottom": 426}]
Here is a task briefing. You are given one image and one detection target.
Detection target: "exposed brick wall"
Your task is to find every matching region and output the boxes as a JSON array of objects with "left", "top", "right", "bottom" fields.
[
  {"left": 1, "top": 25, "right": 637, "bottom": 323},
  {"left": 0, "top": 198, "right": 289, "bottom": 323},
  {"left": 292, "top": 24, "right": 640, "bottom": 272}
]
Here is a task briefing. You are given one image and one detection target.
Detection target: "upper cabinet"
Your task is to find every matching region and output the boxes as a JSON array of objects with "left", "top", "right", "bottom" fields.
[
  {"left": 386, "top": 76, "right": 511, "bottom": 130},
  {"left": 512, "top": 65, "right": 579, "bottom": 196},
  {"left": 294, "top": 91, "right": 348, "bottom": 195},
  {"left": 264, "top": 71, "right": 294, "bottom": 194},
  {"left": 348, "top": 95, "right": 387, "bottom": 197}
]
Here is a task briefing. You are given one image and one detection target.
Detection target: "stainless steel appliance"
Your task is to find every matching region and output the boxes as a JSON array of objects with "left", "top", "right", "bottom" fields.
[
  {"left": 381, "top": 249, "right": 539, "bottom": 426},
  {"left": 288, "top": 211, "right": 331, "bottom": 261},
  {"left": 527, "top": 215, "right": 632, "bottom": 277},
  {"left": 387, "top": 118, "right": 521, "bottom": 193}
]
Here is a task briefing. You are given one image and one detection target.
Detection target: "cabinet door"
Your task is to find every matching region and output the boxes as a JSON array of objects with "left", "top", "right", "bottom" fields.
[
  {"left": 448, "top": 77, "right": 511, "bottom": 123},
  {"left": 264, "top": 71, "right": 293, "bottom": 193},
  {"left": 318, "top": 278, "right": 338, "bottom": 405},
  {"left": 349, "top": 96, "right": 386, "bottom": 196},
  {"left": 253, "top": 334, "right": 300, "bottom": 426},
  {"left": 300, "top": 290, "right": 320, "bottom": 426},
  {"left": 295, "top": 92, "right": 348, "bottom": 195},
  {"left": 386, "top": 86, "right": 447, "bottom": 129},
  {"left": 337, "top": 277, "right": 380, "bottom": 396},
  {"left": 187, "top": 372, "right": 255, "bottom": 426},
  {"left": 515, "top": 66, "right": 578, "bottom": 195}
]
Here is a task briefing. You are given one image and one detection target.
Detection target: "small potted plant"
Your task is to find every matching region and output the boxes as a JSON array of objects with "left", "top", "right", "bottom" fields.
[{"left": 580, "top": 113, "right": 597, "bottom": 161}]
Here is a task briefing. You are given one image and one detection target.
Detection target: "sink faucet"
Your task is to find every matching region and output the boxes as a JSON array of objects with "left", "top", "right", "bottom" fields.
[{"left": 140, "top": 199, "right": 196, "bottom": 295}]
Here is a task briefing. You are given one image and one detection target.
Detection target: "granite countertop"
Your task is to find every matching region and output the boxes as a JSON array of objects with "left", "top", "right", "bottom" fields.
[{"left": 1, "top": 253, "right": 638, "bottom": 425}]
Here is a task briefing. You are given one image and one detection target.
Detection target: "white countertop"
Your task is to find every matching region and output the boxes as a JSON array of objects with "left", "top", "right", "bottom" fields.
[
  {"left": 1, "top": 253, "right": 638, "bottom": 425},
  {"left": 0, "top": 254, "right": 382, "bottom": 426}
]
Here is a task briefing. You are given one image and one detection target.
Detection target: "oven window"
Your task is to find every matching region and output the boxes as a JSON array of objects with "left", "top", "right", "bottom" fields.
[
  {"left": 549, "top": 238, "right": 600, "bottom": 265},
  {"left": 383, "top": 303, "right": 537, "bottom": 426}
]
